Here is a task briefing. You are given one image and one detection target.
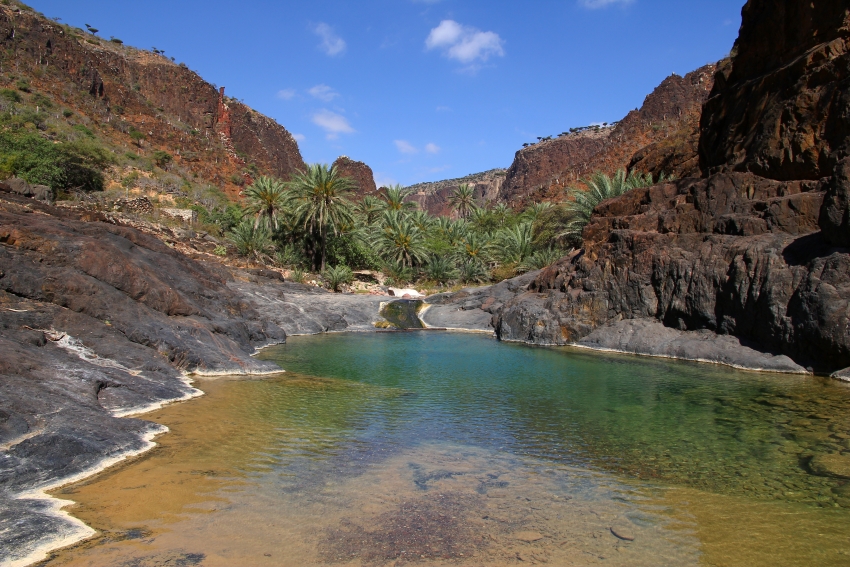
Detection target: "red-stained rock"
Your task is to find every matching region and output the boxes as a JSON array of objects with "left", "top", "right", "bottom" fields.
[
  {"left": 499, "top": 65, "right": 717, "bottom": 207},
  {"left": 333, "top": 156, "right": 378, "bottom": 199}
]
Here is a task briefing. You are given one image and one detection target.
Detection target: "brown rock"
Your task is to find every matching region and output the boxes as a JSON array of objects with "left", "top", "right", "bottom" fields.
[
  {"left": 333, "top": 156, "right": 378, "bottom": 200},
  {"left": 819, "top": 157, "right": 850, "bottom": 246},
  {"left": 499, "top": 64, "right": 716, "bottom": 207},
  {"left": 809, "top": 453, "right": 850, "bottom": 479},
  {"left": 700, "top": 0, "right": 850, "bottom": 180},
  {"left": 513, "top": 531, "right": 545, "bottom": 543}
]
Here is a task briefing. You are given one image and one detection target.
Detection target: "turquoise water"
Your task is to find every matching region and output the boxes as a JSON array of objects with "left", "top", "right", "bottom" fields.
[
  {"left": 258, "top": 332, "right": 850, "bottom": 506},
  {"left": 45, "top": 331, "right": 850, "bottom": 567}
]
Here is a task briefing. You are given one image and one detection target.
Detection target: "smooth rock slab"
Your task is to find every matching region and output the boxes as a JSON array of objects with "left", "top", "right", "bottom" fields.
[
  {"left": 809, "top": 454, "right": 850, "bottom": 479},
  {"left": 576, "top": 319, "right": 809, "bottom": 374}
]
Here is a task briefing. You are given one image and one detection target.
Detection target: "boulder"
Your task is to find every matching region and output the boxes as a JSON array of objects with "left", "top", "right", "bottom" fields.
[
  {"left": 819, "top": 158, "right": 850, "bottom": 246},
  {"left": 0, "top": 177, "right": 55, "bottom": 203}
]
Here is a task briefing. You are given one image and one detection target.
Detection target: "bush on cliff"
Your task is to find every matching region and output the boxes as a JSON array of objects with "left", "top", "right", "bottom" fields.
[{"left": 0, "top": 130, "right": 114, "bottom": 191}]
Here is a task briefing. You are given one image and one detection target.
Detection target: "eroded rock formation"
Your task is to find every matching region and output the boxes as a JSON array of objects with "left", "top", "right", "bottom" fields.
[
  {"left": 480, "top": 0, "right": 850, "bottom": 374},
  {"left": 333, "top": 156, "right": 378, "bottom": 199},
  {"left": 699, "top": 1, "right": 850, "bottom": 180},
  {"left": 406, "top": 169, "right": 507, "bottom": 216}
]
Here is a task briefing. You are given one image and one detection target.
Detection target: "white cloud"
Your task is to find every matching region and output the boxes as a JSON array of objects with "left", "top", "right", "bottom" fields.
[
  {"left": 425, "top": 143, "right": 440, "bottom": 154},
  {"left": 312, "top": 109, "right": 354, "bottom": 139},
  {"left": 308, "top": 84, "right": 340, "bottom": 102},
  {"left": 292, "top": 133, "right": 305, "bottom": 142},
  {"left": 578, "top": 0, "right": 634, "bottom": 9},
  {"left": 313, "top": 23, "right": 346, "bottom": 56},
  {"left": 436, "top": 105, "right": 451, "bottom": 112},
  {"left": 276, "top": 88, "right": 296, "bottom": 100},
  {"left": 426, "top": 20, "right": 505, "bottom": 65},
  {"left": 394, "top": 140, "right": 418, "bottom": 154}
]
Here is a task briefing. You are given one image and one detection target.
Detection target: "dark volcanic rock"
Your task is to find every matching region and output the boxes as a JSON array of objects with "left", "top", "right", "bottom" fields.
[
  {"left": 576, "top": 318, "right": 807, "bottom": 373},
  {"left": 0, "top": 195, "right": 285, "bottom": 374},
  {"left": 493, "top": 172, "right": 850, "bottom": 372},
  {"left": 820, "top": 157, "right": 850, "bottom": 246},
  {"left": 700, "top": 1, "right": 850, "bottom": 180}
]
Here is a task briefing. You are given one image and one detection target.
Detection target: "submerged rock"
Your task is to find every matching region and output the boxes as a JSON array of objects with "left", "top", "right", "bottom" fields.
[{"left": 809, "top": 454, "right": 850, "bottom": 479}]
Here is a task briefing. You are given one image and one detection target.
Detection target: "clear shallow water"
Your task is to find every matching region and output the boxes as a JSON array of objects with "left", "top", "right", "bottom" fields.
[{"left": 42, "top": 333, "right": 850, "bottom": 566}]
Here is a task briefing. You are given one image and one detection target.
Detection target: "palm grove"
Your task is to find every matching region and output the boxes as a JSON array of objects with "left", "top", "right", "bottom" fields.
[{"left": 220, "top": 163, "right": 663, "bottom": 291}]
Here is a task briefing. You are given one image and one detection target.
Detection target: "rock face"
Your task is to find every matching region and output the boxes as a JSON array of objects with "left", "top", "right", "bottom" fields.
[
  {"left": 498, "top": 65, "right": 716, "bottom": 207},
  {"left": 0, "top": 194, "right": 285, "bottom": 374},
  {"left": 333, "top": 156, "right": 378, "bottom": 199},
  {"left": 699, "top": 1, "right": 850, "bottom": 180},
  {"left": 494, "top": 172, "right": 850, "bottom": 372},
  {"left": 405, "top": 169, "right": 507, "bottom": 216},
  {"left": 0, "top": 7, "right": 305, "bottom": 193}
]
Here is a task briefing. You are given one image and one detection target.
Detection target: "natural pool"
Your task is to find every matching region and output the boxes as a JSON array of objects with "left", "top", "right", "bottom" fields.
[{"left": 42, "top": 332, "right": 850, "bottom": 566}]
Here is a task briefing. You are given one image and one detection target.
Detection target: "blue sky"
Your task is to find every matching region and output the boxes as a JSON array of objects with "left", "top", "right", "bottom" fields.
[{"left": 31, "top": 0, "right": 744, "bottom": 186}]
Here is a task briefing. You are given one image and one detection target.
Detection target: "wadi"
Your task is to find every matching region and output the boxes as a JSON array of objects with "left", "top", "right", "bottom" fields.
[{"left": 2, "top": 1, "right": 850, "bottom": 566}]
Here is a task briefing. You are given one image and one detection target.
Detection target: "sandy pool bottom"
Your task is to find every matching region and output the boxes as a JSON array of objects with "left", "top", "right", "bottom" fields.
[{"left": 38, "top": 375, "right": 850, "bottom": 567}]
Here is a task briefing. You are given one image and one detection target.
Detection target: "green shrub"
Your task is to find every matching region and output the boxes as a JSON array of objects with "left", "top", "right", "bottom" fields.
[
  {"left": 62, "top": 109, "right": 73, "bottom": 118},
  {"left": 16, "top": 80, "right": 30, "bottom": 93},
  {"left": 152, "top": 150, "right": 172, "bottom": 168},
  {"left": 213, "top": 245, "right": 226, "bottom": 256},
  {"left": 322, "top": 265, "right": 353, "bottom": 292},
  {"left": 0, "top": 131, "right": 114, "bottom": 191},
  {"left": 0, "top": 89, "right": 21, "bottom": 103},
  {"left": 31, "top": 93, "right": 52, "bottom": 108},
  {"left": 72, "top": 124, "right": 95, "bottom": 138},
  {"left": 128, "top": 127, "right": 145, "bottom": 146}
]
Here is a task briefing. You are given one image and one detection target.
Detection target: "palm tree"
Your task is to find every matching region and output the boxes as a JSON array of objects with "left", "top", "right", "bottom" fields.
[
  {"left": 522, "top": 201, "right": 553, "bottom": 224},
  {"left": 518, "top": 247, "right": 568, "bottom": 272},
  {"left": 371, "top": 210, "right": 428, "bottom": 267},
  {"left": 243, "top": 176, "right": 288, "bottom": 229},
  {"left": 449, "top": 183, "right": 476, "bottom": 219},
  {"left": 558, "top": 169, "right": 656, "bottom": 246},
  {"left": 355, "top": 195, "right": 386, "bottom": 225},
  {"left": 288, "top": 163, "right": 356, "bottom": 271},
  {"left": 496, "top": 222, "right": 533, "bottom": 264},
  {"left": 444, "top": 220, "right": 469, "bottom": 247},
  {"left": 409, "top": 210, "right": 435, "bottom": 232},
  {"left": 424, "top": 255, "right": 458, "bottom": 284},
  {"left": 383, "top": 185, "right": 417, "bottom": 211},
  {"left": 228, "top": 219, "right": 274, "bottom": 262},
  {"left": 458, "top": 232, "right": 493, "bottom": 265}
]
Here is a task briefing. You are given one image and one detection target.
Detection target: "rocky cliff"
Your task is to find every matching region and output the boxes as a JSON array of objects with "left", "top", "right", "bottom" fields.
[
  {"left": 498, "top": 65, "right": 717, "bottom": 207},
  {"left": 405, "top": 169, "right": 507, "bottom": 216},
  {"left": 333, "top": 156, "right": 378, "bottom": 199},
  {"left": 476, "top": 0, "right": 850, "bottom": 376},
  {"left": 700, "top": 1, "right": 850, "bottom": 181},
  {"left": 0, "top": 4, "right": 304, "bottom": 195}
]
